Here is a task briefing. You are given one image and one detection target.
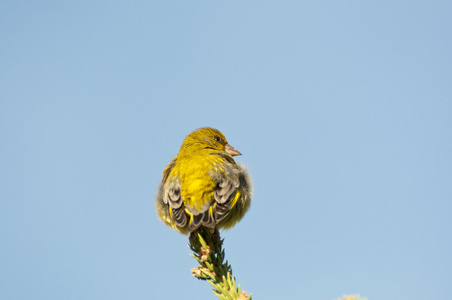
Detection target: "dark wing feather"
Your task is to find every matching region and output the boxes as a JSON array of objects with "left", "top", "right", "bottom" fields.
[
  {"left": 162, "top": 159, "right": 187, "bottom": 228},
  {"left": 213, "top": 171, "right": 241, "bottom": 223}
]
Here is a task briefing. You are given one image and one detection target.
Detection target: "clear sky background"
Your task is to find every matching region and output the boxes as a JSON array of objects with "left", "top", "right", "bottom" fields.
[{"left": 1, "top": 1, "right": 451, "bottom": 300}]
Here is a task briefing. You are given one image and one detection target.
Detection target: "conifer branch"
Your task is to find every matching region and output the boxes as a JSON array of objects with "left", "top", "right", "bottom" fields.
[{"left": 189, "top": 228, "right": 251, "bottom": 300}]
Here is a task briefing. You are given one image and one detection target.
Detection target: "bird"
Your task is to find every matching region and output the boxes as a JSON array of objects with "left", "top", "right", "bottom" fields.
[{"left": 155, "top": 127, "right": 252, "bottom": 234}]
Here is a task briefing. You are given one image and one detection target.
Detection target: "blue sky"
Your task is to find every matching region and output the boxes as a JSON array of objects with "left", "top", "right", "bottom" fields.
[{"left": 1, "top": 1, "right": 451, "bottom": 299}]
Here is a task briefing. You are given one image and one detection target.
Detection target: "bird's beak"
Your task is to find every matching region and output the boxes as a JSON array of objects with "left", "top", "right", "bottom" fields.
[{"left": 225, "top": 144, "right": 242, "bottom": 157}]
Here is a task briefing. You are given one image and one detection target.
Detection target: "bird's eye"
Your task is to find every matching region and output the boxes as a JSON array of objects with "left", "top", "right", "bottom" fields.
[{"left": 214, "top": 136, "right": 221, "bottom": 142}]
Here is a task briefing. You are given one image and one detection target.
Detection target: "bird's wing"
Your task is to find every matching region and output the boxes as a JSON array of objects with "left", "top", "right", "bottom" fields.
[
  {"left": 213, "top": 164, "right": 241, "bottom": 223},
  {"left": 162, "top": 159, "right": 188, "bottom": 228}
]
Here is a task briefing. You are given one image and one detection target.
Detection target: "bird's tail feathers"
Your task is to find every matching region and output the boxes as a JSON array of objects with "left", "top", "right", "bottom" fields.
[{"left": 187, "top": 206, "right": 216, "bottom": 232}]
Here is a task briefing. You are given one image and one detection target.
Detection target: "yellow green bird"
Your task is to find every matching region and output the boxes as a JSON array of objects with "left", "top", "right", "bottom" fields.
[{"left": 155, "top": 127, "right": 252, "bottom": 234}]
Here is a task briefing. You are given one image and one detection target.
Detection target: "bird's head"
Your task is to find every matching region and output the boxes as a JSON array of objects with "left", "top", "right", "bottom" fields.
[{"left": 179, "top": 127, "right": 241, "bottom": 157}]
